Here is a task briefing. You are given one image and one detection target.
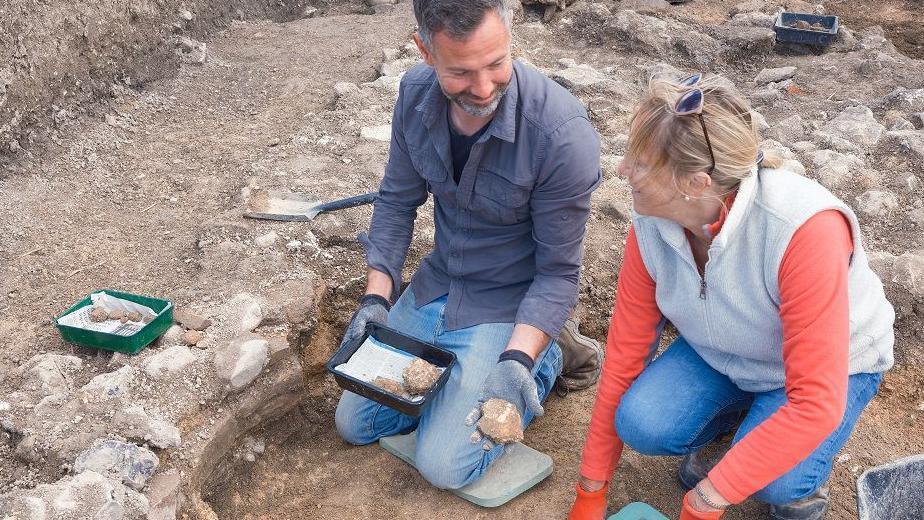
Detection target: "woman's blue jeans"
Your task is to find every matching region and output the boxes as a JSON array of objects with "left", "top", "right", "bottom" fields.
[
  {"left": 335, "top": 288, "right": 563, "bottom": 490},
  {"left": 615, "top": 337, "right": 882, "bottom": 505}
]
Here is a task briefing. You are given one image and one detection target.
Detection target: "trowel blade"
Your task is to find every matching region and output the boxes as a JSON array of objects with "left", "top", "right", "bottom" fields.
[{"left": 245, "top": 189, "right": 322, "bottom": 220}]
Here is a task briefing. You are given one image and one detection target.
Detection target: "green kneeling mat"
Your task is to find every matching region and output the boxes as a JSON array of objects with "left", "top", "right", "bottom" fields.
[
  {"left": 379, "top": 432, "right": 553, "bottom": 508},
  {"left": 608, "top": 502, "right": 669, "bottom": 520}
]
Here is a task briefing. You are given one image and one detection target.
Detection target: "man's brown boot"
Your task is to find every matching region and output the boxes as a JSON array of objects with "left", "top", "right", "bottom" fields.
[{"left": 555, "top": 317, "right": 603, "bottom": 395}]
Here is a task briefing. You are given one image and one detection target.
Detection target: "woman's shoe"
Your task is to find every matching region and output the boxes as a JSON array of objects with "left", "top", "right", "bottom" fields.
[{"left": 769, "top": 487, "right": 829, "bottom": 520}]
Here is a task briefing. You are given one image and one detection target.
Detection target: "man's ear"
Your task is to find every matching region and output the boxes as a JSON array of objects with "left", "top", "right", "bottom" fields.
[{"left": 412, "top": 33, "right": 435, "bottom": 66}]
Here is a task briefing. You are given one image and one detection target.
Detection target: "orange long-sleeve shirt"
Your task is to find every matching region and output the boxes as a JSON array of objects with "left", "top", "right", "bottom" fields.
[{"left": 579, "top": 209, "right": 853, "bottom": 504}]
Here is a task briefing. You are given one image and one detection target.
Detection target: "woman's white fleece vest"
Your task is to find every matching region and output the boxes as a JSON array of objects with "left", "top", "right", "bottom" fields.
[{"left": 633, "top": 167, "right": 895, "bottom": 392}]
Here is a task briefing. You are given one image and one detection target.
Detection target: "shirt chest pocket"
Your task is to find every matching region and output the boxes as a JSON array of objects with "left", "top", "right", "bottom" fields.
[
  {"left": 408, "top": 147, "right": 450, "bottom": 197},
  {"left": 472, "top": 168, "right": 531, "bottom": 225}
]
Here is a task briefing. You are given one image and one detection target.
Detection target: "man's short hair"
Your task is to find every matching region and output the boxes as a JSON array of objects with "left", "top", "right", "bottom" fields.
[{"left": 413, "top": 0, "right": 512, "bottom": 49}]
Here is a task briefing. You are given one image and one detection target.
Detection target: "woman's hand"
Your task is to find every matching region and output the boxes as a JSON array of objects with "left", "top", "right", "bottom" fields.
[
  {"left": 680, "top": 479, "right": 728, "bottom": 520},
  {"left": 568, "top": 478, "right": 609, "bottom": 520}
]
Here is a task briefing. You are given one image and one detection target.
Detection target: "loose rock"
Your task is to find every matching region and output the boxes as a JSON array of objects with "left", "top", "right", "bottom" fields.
[
  {"left": 810, "top": 149, "right": 864, "bottom": 189},
  {"left": 855, "top": 190, "right": 899, "bottom": 218},
  {"left": 755, "top": 66, "right": 796, "bottom": 85},
  {"left": 877, "top": 87, "right": 924, "bottom": 113},
  {"left": 892, "top": 252, "right": 924, "bottom": 298},
  {"left": 13, "top": 435, "right": 43, "bottom": 463},
  {"left": 214, "top": 333, "right": 269, "bottom": 392},
  {"left": 883, "top": 111, "right": 915, "bottom": 131},
  {"left": 476, "top": 398, "right": 524, "bottom": 444},
  {"left": 333, "top": 81, "right": 359, "bottom": 98},
  {"left": 866, "top": 251, "right": 896, "bottom": 282},
  {"left": 908, "top": 207, "right": 924, "bottom": 227},
  {"left": 144, "top": 345, "right": 198, "bottom": 377},
  {"left": 181, "top": 329, "right": 205, "bottom": 347},
  {"left": 883, "top": 130, "right": 924, "bottom": 164},
  {"left": 113, "top": 406, "right": 182, "bottom": 449},
  {"left": 791, "top": 141, "right": 817, "bottom": 154},
  {"left": 174, "top": 309, "right": 212, "bottom": 331},
  {"left": 146, "top": 470, "right": 181, "bottom": 520},
  {"left": 223, "top": 294, "right": 264, "bottom": 334},
  {"left": 254, "top": 231, "right": 278, "bottom": 248},
  {"left": 770, "top": 114, "right": 804, "bottom": 143},
  {"left": 173, "top": 36, "right": 208, "bottom": 65},
  {"left": 815, "top": 106, "right": 885, "bottom": 150},
  {"left": 402, "top": 358, "right": 441, "bottom": 395},
  {"left": 551, "top": 62, "right": 611, "bottom": 91},
  {"left": 20, "top": 354, "right": 83, "bottom": 396},
  {"left": 0, "top": 470, "right": 149, "bottom": 519},
  {"left": 80, "top": 365, "right": 136, "bottom": 401},
  {"left": 162, "top": 324, "right": 185, "bottom": 345},
  {"left": 74, "top": 439, "right": 159, "bottom": 491},
  {"left": 360, "top": 125, "right": 392, "bottom": 142},
  {"left": 729, "top": 12, "right": 775, "bottom": 27}
]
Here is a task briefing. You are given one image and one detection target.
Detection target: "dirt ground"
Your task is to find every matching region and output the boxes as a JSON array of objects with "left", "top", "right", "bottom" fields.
[{"left": 1, "top": 0, "right": 923, "bottom": 518}]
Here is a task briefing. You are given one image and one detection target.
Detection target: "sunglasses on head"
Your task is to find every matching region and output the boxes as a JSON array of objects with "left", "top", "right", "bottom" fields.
[{"left": 674, "top": 73, "right": 715, "bottom": 176}]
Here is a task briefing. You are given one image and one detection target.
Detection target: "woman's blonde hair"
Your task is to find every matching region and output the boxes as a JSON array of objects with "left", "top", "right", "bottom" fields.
[{"left": 625, "top": 74, "right": 782, "bottom": 193}]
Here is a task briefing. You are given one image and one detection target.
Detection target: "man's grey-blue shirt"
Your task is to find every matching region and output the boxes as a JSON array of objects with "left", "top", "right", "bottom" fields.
[{"left": 360, "top": 60, "right": 601, "bottom": 339}]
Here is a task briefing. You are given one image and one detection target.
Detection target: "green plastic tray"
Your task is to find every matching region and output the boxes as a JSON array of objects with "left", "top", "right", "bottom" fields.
[{"left": 55, "top": 289, "right": 174, "bottom": 355}]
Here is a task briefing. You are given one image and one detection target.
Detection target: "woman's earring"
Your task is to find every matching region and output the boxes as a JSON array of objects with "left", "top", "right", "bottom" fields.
[{"left": 683, "top": 194, "right": 690, "bottom": 202}]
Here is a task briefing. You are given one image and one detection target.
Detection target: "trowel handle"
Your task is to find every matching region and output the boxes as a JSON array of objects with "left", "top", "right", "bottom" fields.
[{"left": 317, "top": 192, "right": 378, "bottom": 213}]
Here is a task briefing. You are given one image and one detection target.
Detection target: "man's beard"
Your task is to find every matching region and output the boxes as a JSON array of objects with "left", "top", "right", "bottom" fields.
[{"left": 443, "top": 82, "right": 510, "bottom": 118}]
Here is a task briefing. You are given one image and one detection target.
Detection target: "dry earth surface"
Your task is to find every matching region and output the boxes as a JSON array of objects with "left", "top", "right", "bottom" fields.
[{"left": 1, "top": 0, "right": 923, "bottom": 519}]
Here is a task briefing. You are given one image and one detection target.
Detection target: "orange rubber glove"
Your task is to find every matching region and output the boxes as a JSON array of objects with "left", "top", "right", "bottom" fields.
[
  {"left": 567, "top": 481, "right": 609, "bottom": 520},
  {"left": 679, "top": 490, "right": 725, "bottom": 520}
]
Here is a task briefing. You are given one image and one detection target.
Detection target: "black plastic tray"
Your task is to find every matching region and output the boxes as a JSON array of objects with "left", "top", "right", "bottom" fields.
[
  {"left": 326, "top": 322, "right": 456, "bottom": 417},
  {"left": 774, "top": 12, "right": 839, "bottom": 46}
]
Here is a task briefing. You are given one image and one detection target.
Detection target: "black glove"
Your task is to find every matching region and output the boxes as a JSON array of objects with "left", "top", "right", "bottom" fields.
[{"left": 340, "top": 294, "right": 390, "bottom": 348}]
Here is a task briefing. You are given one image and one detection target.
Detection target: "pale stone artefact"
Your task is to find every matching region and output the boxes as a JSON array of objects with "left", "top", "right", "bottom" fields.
[
  {"left": 402, "top": 358, "right": 441, "bottom": 395},
  {"left": 476, "top": 398, "right": 524, "bottom": 445}
]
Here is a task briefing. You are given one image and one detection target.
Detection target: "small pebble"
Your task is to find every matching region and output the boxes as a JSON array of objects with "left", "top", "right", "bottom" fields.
[{"left": 182, "top": 329, "right": 205, "bottom": 346}]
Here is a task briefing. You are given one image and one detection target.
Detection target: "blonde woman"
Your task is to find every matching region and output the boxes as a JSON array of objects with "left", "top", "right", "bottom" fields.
[{"left": 568, "top": 74, "right": 894, "bottom": 520}]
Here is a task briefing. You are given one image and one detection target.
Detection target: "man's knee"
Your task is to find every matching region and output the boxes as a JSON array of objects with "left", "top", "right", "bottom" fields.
[
  {"left": 616, "top": 391, "right": 690, "bottom": 456},
  {"left": 415, "top": 436, "right": 491, "bottom": 490},
  {"left": 334, "top": 395, "right": 373, "bottom": 446}
]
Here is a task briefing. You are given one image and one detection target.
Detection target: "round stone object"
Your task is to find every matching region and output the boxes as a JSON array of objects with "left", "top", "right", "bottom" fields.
[
  {"left": 476, "top": 398, "right": 524, "bottom": 445},
  {"left": 402, "top": 358, "right": 441, "bottom": 395}
]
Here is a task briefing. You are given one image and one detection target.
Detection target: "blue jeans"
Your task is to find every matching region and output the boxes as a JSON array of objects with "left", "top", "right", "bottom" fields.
[
  {"left": 335, "top": 288, "right": 564, "bottom": 490},
  {"left": 615, "top": 337, "right": 883, "bottom": 505}
]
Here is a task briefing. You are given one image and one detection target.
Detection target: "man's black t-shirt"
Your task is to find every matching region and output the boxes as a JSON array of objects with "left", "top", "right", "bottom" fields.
[{"left": 448, "top": 115, "right": 489, "bottom": 185}]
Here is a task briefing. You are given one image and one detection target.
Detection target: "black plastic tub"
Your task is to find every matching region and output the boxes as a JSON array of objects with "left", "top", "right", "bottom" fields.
[
  {"left": 326, "top": 322, "right": 456, "bottom": 417},
  {"left": 774, "top": 12, "right": 839, "bottom": 46}
]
